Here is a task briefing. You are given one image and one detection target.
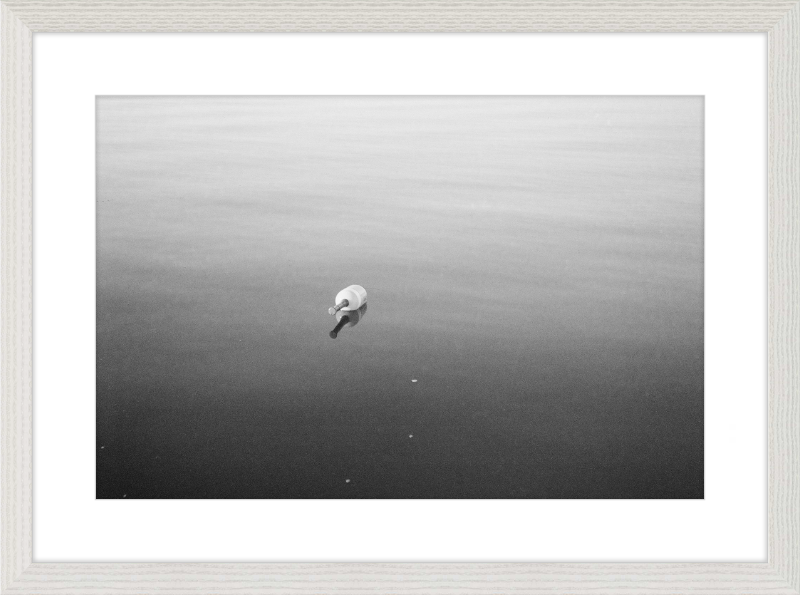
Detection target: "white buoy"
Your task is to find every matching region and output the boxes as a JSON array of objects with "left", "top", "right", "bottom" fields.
[{"left": 328, "top": 285, "right": 367, "bottom": 315}]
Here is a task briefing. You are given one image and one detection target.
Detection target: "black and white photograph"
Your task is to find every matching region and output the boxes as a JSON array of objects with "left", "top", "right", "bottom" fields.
[{"left": 96, "top": 95, "right": 703, "bottom": 499}]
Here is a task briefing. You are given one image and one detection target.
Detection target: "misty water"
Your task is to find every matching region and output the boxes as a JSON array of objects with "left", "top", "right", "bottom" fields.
[{"left": 96, "top": 96, "right": 703, "bottom": 498}]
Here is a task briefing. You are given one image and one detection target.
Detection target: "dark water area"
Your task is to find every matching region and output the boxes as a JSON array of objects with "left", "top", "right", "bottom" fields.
[{"left": 96, "top": 96, "right": 703, "bottom": 499}]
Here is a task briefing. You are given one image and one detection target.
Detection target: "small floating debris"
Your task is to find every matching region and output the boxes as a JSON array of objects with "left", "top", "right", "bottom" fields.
[
  {"left": 345, "top": 479, "right": 351, "bottom": 484},
  {"left": 122, "top": 494, "right": 127, "bottom": 498},
  {"left": 409, "top": 434, "right": 413, "bottom": 439},
  {"left": 100, "top": 446, "right": 105, "bottom": 449},
  {"left": 411, "top": 379, "right": 418, "bottom": 383},
  {"left": 328, "top": 285, "right": 367, "bottom": 315}
]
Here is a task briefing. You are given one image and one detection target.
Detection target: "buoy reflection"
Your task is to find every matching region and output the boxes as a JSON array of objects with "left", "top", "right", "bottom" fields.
[{"left": 329, "top": 303, "right": 367, "bottom": 339}]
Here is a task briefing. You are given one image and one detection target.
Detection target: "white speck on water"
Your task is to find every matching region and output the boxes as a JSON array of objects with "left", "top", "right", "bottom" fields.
[
  {"left": 411, "top": 379, "right": 418, "bottom": 383},
  {"left": 100, "top": 446, "right": 105, "bottom": 449},
  {"left": 122, "top": 494, "right": 127, "bottom": 498},
  {"left": 409, "top": 434, "right": 413, "bottom": 438}
]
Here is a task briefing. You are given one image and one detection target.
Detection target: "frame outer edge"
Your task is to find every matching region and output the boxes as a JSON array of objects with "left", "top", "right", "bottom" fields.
[
  {"left": 769, "top": 1, "right": 800, "bottom": 592},
  {"left": 0, "top": 2, "right": 33, "bottom": 590},
  {"left": 1, "top": 1, "right": 799, "bottom": 593},
  {"left": 3, "top": 562, "right": 797, "bottom": 593},
  {"left": 0, "top": 0, "right": 798, "bottom": 32}
]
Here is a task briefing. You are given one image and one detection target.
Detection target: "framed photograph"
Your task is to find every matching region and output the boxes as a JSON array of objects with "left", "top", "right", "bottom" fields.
[{"left": 3, "top": 2, "right": 797, "bottom": 593}]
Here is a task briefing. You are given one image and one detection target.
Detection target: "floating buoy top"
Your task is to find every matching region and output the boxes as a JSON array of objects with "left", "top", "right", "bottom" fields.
[{"left": 328, "top": 285, "right": 367, "bottom": 315}]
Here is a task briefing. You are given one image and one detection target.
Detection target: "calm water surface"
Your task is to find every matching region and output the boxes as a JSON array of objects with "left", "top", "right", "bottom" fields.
[{"left": 96, "top": 97, "right": 703, "bottom": 498}]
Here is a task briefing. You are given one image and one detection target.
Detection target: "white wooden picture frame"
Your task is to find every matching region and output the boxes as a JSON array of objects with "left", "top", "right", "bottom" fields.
[{"left": 2, "top": 2, "right": 798, "bottom": 593}]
